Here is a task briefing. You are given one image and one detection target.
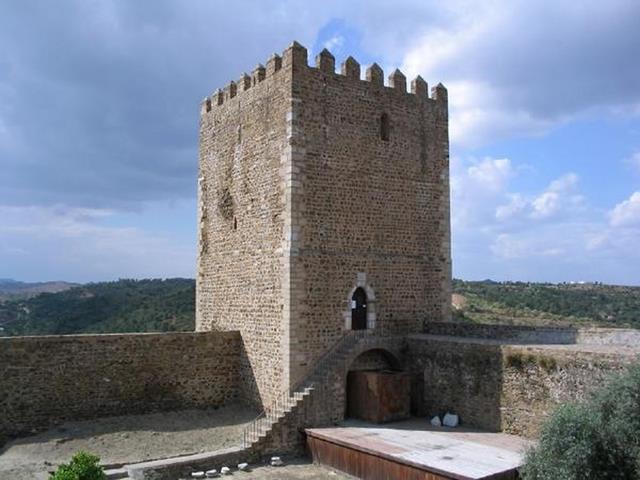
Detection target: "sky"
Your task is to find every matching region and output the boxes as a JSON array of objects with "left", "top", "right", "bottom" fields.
[{"left": 1, "top": 0, "right": 639, "bottom": 285}]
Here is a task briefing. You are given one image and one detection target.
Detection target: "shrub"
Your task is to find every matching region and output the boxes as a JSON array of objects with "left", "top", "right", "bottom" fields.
[
  {"left": 505, "top": 352, "right": 536, "bottom": 370},
  {"left": 522, "top": 363, "right": 640, "bottom": 479},
  {"left": 50, "top": 451, "right": 107, "bottom": 480},
  {"left": 537, "top": 356, "right": 557, "bottom": 373}
]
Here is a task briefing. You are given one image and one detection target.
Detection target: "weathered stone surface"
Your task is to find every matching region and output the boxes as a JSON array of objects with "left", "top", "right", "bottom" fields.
[
  {"left": 126, "top": 446, "right": 248, "bottom": 480},
  {"left": 442, "top": 412, "right": 459, "bottom": 427},
  {"left": 197, "top": 41, "right": 451, "bottom": 409},
  {"left": 0, "top": 331, "right": 242, "bottom": 443},
  {"left": 406, "top": 334, "right": 634, "bottom": 437},
  {"left": 196, "top": 42, "right": 294, "bottom": 409}
]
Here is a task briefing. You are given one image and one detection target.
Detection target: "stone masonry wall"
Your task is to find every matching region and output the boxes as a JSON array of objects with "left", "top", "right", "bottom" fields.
[
  {"left": 424, "top": 322, "right": 640, "bottom": 346},
  {"left": 0, "top": 331, "right": 241, "bottom": 444},
  {"left": 349, "top": 349, "right": 396, "bottom": 371},
  {"left": 422, "top": 322, "right": 580, "bottom": 344},
  {"left": 285, "top": 47, "right": 451, "bottom": 387},
  {"left": 407, "top": 334, "right": 634, "bottom": 437},
  {"left": 196, "top": 46, "right": 298, "bottom": 407},
  {"left": 197, "top": 41, "right": 451, "bottom": 406},
  {"left": 500, "top": 345, "right": 633, "bottom": 437}
]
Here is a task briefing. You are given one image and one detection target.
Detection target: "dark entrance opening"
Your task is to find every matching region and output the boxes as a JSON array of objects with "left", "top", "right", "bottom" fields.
[
  {"left": 346, "top": 349, "right": 410, "bottom": 423},
  {"left": 351, "top": 287, "right": 367, "bottom": 330}
]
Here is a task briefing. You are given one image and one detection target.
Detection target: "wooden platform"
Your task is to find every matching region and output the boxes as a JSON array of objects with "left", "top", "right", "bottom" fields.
[{"left": 306, "top": 419, "right": 532, "bottom": 480}]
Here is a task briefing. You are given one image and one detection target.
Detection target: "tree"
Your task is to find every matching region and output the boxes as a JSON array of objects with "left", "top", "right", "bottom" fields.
[
  {"left": 50, "top": 451, "right": 106, "bottom": 480},
  {"left": 522, "top": 363, "right": 640, "bottom": 479}
]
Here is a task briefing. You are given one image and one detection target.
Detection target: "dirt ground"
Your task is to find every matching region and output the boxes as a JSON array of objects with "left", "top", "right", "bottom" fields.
[
  {"left": 0, "top": 405, "right": 258, "bottom": 480},
  {"left": 220, "top": 460, "right": 354, "bottom": 479}
]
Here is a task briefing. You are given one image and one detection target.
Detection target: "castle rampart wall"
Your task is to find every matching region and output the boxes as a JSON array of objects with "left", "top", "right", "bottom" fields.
[
  {"left": 407, "top": 333, "right": 635, "bottom": 438},
  {"left": 0, "top": 331, "right": 242, "bottom": 445}
]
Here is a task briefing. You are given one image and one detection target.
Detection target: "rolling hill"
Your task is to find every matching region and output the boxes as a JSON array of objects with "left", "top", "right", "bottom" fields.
[
  {"left": 0, "top": 278, "right": 195, "bottom": 336},
  {"left": 0, "top": 279, "right": 79, "bottom": 301},
  {"left": 1, "top": 278, "right": 639, "bottom": 336},
  {"left": 452, "top": 279, "right": 640, "bottom": 328}
]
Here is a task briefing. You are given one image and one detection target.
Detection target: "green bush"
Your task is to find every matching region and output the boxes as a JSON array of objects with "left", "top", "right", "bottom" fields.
[
  {"left": 522, "top": 363, "right": 640, "bottom": 479},
  {"left": 50, "top": 451, "right": 107, "bottom": 480}
]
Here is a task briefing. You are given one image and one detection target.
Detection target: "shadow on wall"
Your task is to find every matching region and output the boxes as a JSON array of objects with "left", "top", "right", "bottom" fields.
[
  {"left": 407, "top": 339, "right": 505, "bottom": 432},
  {"left": 345, "top": 349, "right": 411, "bottom": 424},
  {"left": 407, "top": 327, "right": 635, "bottom": 437},
  {"left": 348, "top": 348, "right": 401, "bottom": 372},
  {"left": 237, "top": 334, "right": 261, "bottom": 411},
  {"left": 0, "top": 331, "right": 253, "bottom": 447}
]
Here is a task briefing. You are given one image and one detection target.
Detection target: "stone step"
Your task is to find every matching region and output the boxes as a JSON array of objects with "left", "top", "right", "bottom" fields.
[
  {"left": 247, "top": 384, "right": 318, "bottom": 442},
  {"left": 125, "top": 446, "right": 247, "bottom": 479},
  {"left": 104, "top": 467, "right": 129, "bottom": 479},
  {"left": 242, "top": 334, "right": 368, "bottom": 449}
]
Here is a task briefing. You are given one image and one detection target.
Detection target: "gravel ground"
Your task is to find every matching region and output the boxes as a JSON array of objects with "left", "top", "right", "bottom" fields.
[
  {"left": 0, "top": 405, "right": 257, "bottom": 480},
  {"left": 215, "top": 459, "right": 354, "bottom": 479}
]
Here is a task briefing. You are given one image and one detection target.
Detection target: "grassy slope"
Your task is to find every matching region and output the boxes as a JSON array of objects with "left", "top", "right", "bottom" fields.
[
  {"left": 2, "top": 278, "right": 638, "bottom": 336},
  {"left": 0, "top": 278, "right": 195, "bottom": 336},
  {"left": 452, "top": 279, "right": 640, "bottom": 328}
]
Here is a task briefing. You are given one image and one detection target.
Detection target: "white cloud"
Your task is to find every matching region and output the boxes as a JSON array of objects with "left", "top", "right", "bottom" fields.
[
  {"left": 609, "top": 192, "right": 640, "bottom": 227},
  {"left": 529, "top": 173, "right": 584, "bottom": 219},
  {"left": 453, "top": 159, "right": 586, "bottom": 229},
  {"left": 491, "top": 233, "right": 564, "bottom": 260},
  {"left": 495, "top": 194, "right": 527, "bottom": 221},
  {"left": 2, "top": 1, "right": 639, "bottom": 283},
  {"left": 530, "top": 192, "right": 561, "bottom": 219},
  {"left": 490, "top": 233, "right": 527, "bottom": 259},
  {"left": 323, "top": 34, "right": 344, "bottom": 51},
  {"left": 548, "top": 173, "right": 579, "bottom": 192},
  {"left": 466, "top": 157, "right": 512, "bottom": 192},
  {"left": 0, "top": 204, "right": 194, "bottom": 282},
  {"left": 451, "top": 155, "right": 640, "bottom": 283},
  {"left": 398, "top": 1, "right": 640, "bottom": 148},
  {"left": 451, "top": 156, "right": 514, "bottom": 229}
]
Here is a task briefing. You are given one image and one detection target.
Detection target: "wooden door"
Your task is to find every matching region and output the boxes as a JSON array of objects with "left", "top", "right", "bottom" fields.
[{"left": 351, "top": 287, "right": 367, "bottom": 330}]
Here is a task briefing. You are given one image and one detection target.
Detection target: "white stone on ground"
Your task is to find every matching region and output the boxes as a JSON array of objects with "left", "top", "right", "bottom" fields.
[
  {"left": 205, "top": 469, "right": 219, "bottom": 478},
  {"left": 270, "top": 456, "right": 284, "bottom": 466},
  {"left": 430, "top": 415, "right": 441, "bottom": 427},
  {"left": 220, "top": 466, "right": 231, "bottom": 475},
  {"left": 443, "top": 413, "right": 459, "bottom": 428},
  {"left": 192, "top": 472, "right": 205, "bottom": 479},
  {"left": 237, "top": 462, "right": 249, "bottom": 470}
]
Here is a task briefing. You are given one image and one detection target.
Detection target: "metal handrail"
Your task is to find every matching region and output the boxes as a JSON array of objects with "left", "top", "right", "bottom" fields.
[{"left": 242, "top": 328, "right": 372, "bottom": 447}]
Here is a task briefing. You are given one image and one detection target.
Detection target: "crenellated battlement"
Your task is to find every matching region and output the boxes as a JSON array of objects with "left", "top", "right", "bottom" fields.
[{"left": 201, "top": 41, "right": 446, "bottom": 114}]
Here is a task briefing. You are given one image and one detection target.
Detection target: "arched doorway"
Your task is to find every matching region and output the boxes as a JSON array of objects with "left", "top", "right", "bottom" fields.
[
  {"left": 346, "top": 349, "right": 409, "bottom": 423},
  {"left": 351, "top": 287, "right": 367, "bottom": 330}
]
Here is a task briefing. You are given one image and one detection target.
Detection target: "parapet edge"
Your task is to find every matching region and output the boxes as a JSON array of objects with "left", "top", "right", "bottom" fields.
[{"left": 201, "top": 41, "right": 446, "bottom": 114}]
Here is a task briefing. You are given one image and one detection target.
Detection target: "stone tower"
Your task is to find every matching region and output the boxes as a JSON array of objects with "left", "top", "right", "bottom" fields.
[{"left": 196, "top": 41, "right": 451, "bottom": 408}]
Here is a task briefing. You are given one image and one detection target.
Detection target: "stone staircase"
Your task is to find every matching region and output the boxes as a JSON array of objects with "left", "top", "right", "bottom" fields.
[
  {"left": 117, "top": 330, "right": 377, "bottom": 479},
  {"left": 242, "top": 329, "right": 373, "bottom": 448}
]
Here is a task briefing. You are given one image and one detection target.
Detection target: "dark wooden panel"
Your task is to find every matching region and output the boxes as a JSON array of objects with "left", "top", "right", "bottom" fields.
[
  {"left": 307, "top": 436, "right": 519, "bottom": 480},
  {"left": 347, "top": 370, "right": 411, "bottom": 423},
  {"left": 309, "top": 435, "right": 446, "bottom": 480}
]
